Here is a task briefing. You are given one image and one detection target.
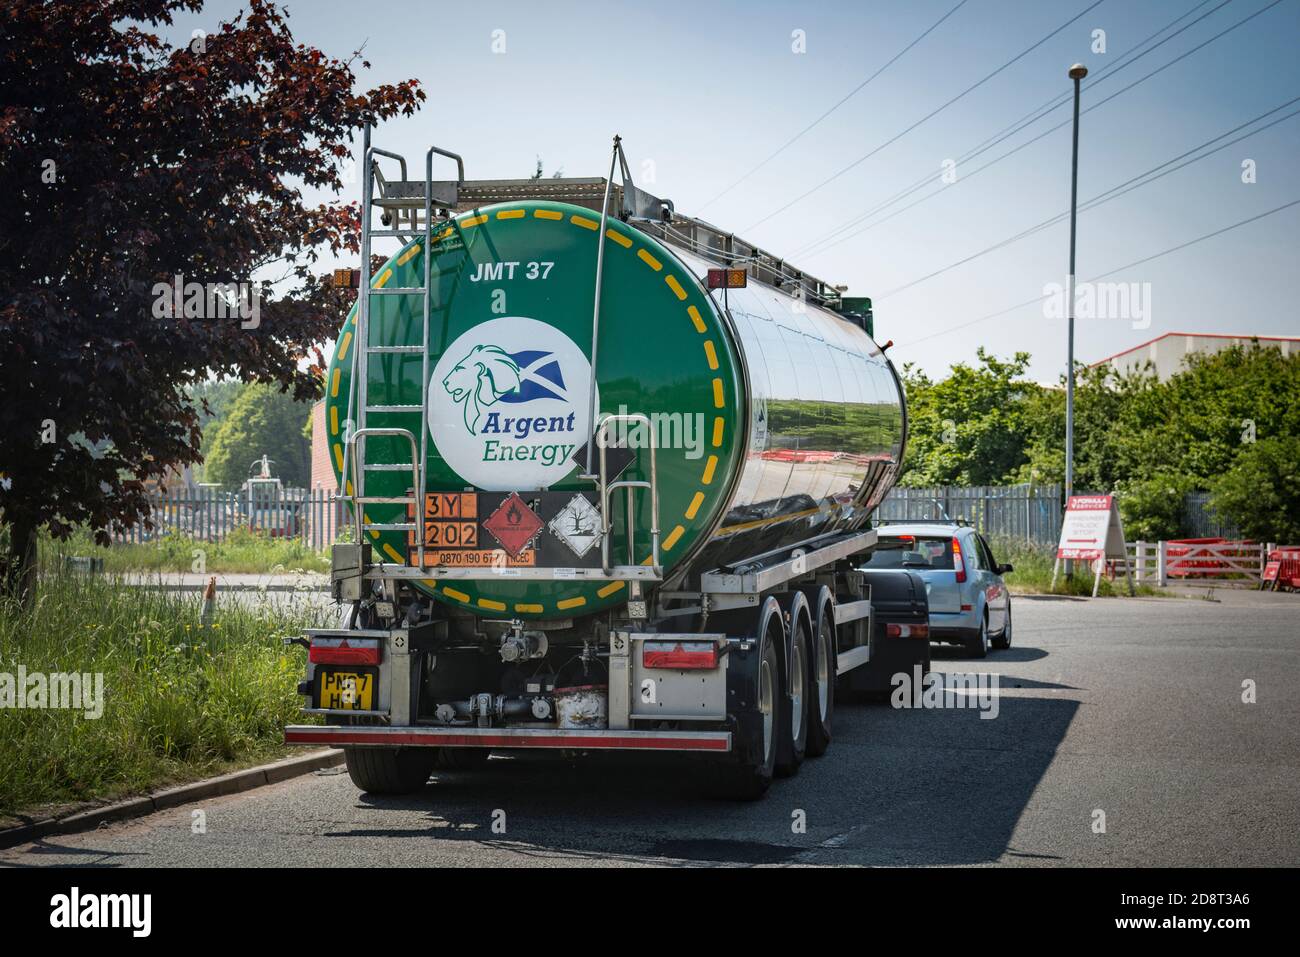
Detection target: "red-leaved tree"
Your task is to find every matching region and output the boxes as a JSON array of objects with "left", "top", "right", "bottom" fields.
[{"left": 0, "top": 0, "right": 423, "bottom": 601}]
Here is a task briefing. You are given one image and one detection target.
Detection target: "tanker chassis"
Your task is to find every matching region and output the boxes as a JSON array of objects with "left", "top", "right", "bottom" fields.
[{"left": 284, "top": 136, "right": 929, "bottom": 800}]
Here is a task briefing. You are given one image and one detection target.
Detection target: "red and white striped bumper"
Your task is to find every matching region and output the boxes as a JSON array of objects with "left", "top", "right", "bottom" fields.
[{"left": 285, "top": 725, "right": 731, "bottom": 752}]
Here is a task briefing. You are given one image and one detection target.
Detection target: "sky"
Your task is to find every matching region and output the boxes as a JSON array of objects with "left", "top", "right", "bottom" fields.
[{"left": 168, "top": 0, "right": 1299, "bottom": 381}]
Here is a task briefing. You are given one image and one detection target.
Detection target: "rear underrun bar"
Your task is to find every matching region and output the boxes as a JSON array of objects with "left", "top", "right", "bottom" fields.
[{"left": 285, "top": 725, "right": 732, "bottom": 752}]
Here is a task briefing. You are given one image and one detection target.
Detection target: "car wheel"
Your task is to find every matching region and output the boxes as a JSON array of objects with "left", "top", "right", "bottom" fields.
[
  {"left": 966, "top": 614, "right": 989, "bottom": 659},
  {"left": 991, "top": 603, "right": 1012, "bottom": 650}
]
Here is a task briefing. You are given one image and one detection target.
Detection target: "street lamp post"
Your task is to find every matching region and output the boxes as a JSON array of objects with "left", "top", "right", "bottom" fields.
[{"left": 1065, "top": 62, "right": 1087, "bottom": 578}]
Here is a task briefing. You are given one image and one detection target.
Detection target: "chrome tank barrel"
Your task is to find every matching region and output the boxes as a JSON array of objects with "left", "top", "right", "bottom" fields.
[{"left": 671, "top": 246, "right": 907, "bottom": 576}]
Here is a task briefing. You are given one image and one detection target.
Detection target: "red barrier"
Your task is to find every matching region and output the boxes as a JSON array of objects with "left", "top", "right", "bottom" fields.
[
  {"left": 1166, "top": 538, "right": 1258, "bottom": 578},
  {"left": 1263, "top": 546, "right": 1300, "bottom": 591}
]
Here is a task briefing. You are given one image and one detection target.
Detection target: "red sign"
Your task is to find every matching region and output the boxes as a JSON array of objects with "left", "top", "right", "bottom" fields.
[{"left": 481, "top": 492, "right": 543, "bottom": 558}]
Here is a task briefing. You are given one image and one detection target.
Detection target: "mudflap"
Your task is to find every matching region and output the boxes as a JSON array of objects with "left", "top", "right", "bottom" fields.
[{"left": 845, "top": 636, "right": 930, "bottom": 696}]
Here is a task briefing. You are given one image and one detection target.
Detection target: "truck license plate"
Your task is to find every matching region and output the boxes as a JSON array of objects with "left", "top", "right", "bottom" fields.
[{"left": 319, "top": 671, "right": 373, "bottom": 711}]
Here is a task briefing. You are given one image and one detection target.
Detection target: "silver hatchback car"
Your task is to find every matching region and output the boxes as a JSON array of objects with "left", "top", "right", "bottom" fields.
[{"left": 860, "top": 523, "right": 1014, "bottom": 658}]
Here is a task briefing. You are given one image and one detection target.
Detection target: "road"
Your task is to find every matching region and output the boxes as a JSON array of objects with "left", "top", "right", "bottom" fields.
[{"left": 4, "top": 590, "right": 1297, "bottom": 867}]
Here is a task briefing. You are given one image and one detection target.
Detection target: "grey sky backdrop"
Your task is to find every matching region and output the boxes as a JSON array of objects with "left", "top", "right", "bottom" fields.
[{"left": 175, "top": 0, "right": 1298, "bottom": 380}]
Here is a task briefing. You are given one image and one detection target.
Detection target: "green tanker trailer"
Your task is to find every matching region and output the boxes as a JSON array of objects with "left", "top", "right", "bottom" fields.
[{"left": 285, "top": 136, "right": 927, "bottom": 799}]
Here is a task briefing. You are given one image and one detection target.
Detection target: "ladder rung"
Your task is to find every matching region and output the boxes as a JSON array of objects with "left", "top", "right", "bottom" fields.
[
  {"left": 367, "top": 229, "right": 427, "bottom": 238},
  {"left": 367, "top": 345, "right": 424, "bottom": 354},
  {"left": 363, "top": 522, "right": 417, "bottom": 532},
  {"left": 366, "top": 404, "right": 423, "bottom": 413},
  {"left": 355, "top": 496, "right": 417, "bottom": 506},
  {"left": 370, "top": 287, "right": 427, "bottom": 296},
  {"left": 364, "top": 463, "right": 417, "bottom": 471}
]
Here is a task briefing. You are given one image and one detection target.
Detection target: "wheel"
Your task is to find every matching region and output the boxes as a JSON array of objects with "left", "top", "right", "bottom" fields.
[
  {"left": 805, "top": 607, "right": 834, "bottom": 757},
  {"left": 776, "top": 611, "right": 810, "bottom": 777},
  {"left": 991, "top": 603, "right": 1012, "bottom": 650},
  {"left": 706, "top": 615, "right": 779, "bottom": 800},
  {"left": 966, "top": 613, "right": 990, "bottom": 659},
  {"left": 436, "top": 748, "right": 491, "bottom": 771},
  {"left": 343, "top": 746, "right": 437, "bottom": 794}
]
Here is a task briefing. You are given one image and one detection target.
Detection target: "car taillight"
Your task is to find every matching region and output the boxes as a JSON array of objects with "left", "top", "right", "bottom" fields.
[
  {"left": 309, "top": 637, "right": 381, "bottom": 666},
  {"left": 885, "top": 623, "right": 930, "bottom": 639},
  {"left": 952, "top": 536, "right": 966, "bottom": 583},
  {"left": 642, "top": 640, "right": 719, "bottom": 669}
]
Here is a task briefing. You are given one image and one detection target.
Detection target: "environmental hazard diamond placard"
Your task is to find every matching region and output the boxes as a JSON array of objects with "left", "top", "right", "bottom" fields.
[
  {"left": 549, "top": 493, "right": 601, "bottom": 558},
  {"left": 482, "top": 492, "right": 543, "bottom": 558}
]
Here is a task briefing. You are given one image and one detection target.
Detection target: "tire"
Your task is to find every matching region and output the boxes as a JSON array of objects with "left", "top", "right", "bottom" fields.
[
  {"left": 966, "top": 614, "right": 990, "bottom": 660},
  {"left": 706, "top": 616, "right": 779, "bottom": 801},
  {"left": 991, "top": 603, "right": 1012, "bottom": 650},
  {"left": 436, "top": 748, "right": 491, "bottom": 771},
  {"left": 343, "top": 746, "right": 437, "bottom": 794},
  {"left": 776, "top": 611, "right": 810, "bottom": 777},
  {"left": 805, "top": 607, "right": 834, "bottom": 757}
]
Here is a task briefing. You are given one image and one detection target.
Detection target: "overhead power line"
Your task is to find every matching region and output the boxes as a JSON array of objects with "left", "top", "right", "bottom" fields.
[
  {"left": 742, "top": 0, "right": 1108, "bottom": 233},
  {"left": 696, "top": 0, "right": 971, "bottom": 212},
  {"left": 875, "top": 96, "right": 1300, "bottom": 299},
  {"left": 893, "top": 198, "right": 1300, "bottom": 350},
  {"left": 790, "top": 0, "right": 1231, "bottom": 258}
]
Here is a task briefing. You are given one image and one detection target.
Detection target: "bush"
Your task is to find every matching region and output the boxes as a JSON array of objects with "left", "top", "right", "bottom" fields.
[
  {"left": 1116, "top": 474, "right": 1197, "bottom": 541},
  {"left": 1209, "top": 436, "right": 1300, "bottom": 543}
]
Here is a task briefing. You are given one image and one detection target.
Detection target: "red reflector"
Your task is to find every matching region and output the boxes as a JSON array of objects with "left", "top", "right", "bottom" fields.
[
  {"left": 642, "top": 641, "right": 718, "bottom": 669},
  {"left": 309, "top": 639, "right": 380, "bottom": 666},
  {"left": 961, "top": 604, "right": 972, "bottom": 611}
]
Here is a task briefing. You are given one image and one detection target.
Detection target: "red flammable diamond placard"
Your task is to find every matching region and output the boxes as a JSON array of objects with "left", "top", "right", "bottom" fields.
[{"left": 482, "top": 492, "right": 543, "bottom": 558}]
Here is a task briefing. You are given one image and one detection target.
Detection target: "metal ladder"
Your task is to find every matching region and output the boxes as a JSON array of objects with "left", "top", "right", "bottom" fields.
[{"left": 340, "top": 127, "right": 465, "bottom": 569}]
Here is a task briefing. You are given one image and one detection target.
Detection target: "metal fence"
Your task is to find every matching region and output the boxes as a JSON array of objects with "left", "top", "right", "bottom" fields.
[
  {"left": 875, "top": 484, "right": 1064, "bottom": 546},
  {"left": 113, "top": 486, "right": 346, "bottom": 550},
  {"left": 1183, "top": 491, "right": 1241, "bottom": 539}
]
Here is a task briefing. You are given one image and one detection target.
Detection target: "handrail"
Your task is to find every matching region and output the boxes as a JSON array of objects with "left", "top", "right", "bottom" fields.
[
  {"left": 596, "top": 412, "right": 660, "bottom": 576},
  {"left": 347, "top": 426, "right": 422, "bottom": 562}
]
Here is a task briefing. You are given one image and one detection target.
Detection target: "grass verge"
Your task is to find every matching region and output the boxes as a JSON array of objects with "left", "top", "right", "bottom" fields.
[
  {"left": 43, "top": 526, "right": 330, "bottom": 575},
  {"left": 988, "top": 537, "right": 1168, "bottom": 597},
  {"left": 0, "top": 570, "right": 327, "bottom": 818}
]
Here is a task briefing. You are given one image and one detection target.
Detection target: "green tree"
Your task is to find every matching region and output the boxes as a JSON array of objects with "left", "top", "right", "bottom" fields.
[
  {"left": 1209, "top": 436, "right": 1300, "bottom": 543},
  {"left": 900, "top": 349, "right": 1040, "bottom": 486},
  {"left": 204, "top": 383, "right": 316, "bottom": 488}
]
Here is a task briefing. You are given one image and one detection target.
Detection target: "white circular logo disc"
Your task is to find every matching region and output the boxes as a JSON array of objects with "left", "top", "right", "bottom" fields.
[{"left": 427, "top": 316, "right": 596, "bottom": 491}]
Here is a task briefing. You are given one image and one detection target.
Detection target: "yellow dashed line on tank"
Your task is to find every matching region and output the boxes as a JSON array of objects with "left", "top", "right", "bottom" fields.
[
  {"left": 535, "top": 209, "right": 563, "bottom": 220},
  {"left": 496, "top": 209, "right": 525, "bottom": 220},
  {"left": 606, "top": 229, "right": 632, "bottom": 248},
  {"left": 703, "top": 340, "right": 719, "bottom": 370},
  {"left": 369, "top": 529, "right": 380, "bottom": 540},
  {"left": 436, "top": 226, "right": 455, "bottom": 240},
  {"left": 330, "top": 406, "right": 339, "bottom": 436},
  {"left": 637, "top": 249, "right": 662, "bottom": 271},
  {"left": 396, "top": 246, "right": 420, "bottom": 266},
  {"left": 712, "top": 378, "right": 725, "bottom": 408},
  {"left": 374, "top": 269, "right": 392, "bottom": 288},
  {"left": 332, "top": 444, "right": 343, "bottom": 471},
  {"left": 663, "top": 525, "right": 685, "bottom": 551},
  {"left": 687, "top": 305, "right": 706, "bottom": 333},
  {"left": 382, "top": 543, "right": 404, "bottom": 564},
  {"left": 557, "top": 596, "right": 587, "bottom": 610},
  {"left": 712, "top": 416, "right": 724, "bottom": 447},
  {"left": 477, "top": 597, "right": 507, "bottom": 611},
  {"left": 462, "top": 214, "right": 488, "bottom": 228},
  {"left": 702, "top": 455, "right": 718, "bottom": 485},
  {"left": 444, "top": 587, "right": 471, "bottom": 603},
  {"left": 330, "top": 368, "right": 341, "bottom": 397},
  {"left": 337, "top": 330, "right": 353, "bottom": 361},
  {"left": 664, "top": 275, "right": 687, "bottom": 300},
  {"left": 515, "top": 602, "right": 544, "bottom": 613},
  {"left": 685, "top": 492, "right": 706, "bottom": 520},
  {"left": 597, "top": 581, "right": 626, "bottom": 598},
  {"left": 570, "top": 215, "right": 599, "bottom": 230}
]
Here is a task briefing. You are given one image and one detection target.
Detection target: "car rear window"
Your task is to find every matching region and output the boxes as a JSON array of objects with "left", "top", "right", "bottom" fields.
[{"left": 863, "top": 535, "right": 955, "bottom": 570}]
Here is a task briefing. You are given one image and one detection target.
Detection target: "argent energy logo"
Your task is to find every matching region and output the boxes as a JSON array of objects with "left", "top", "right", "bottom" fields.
[{"left": 428, "top": 316, "right": 596, "bottom": 490}]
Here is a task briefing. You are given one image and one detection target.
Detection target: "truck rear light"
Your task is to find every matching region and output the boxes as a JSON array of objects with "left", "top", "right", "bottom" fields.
[
  {"left": 952, "top": 536, "right": 966, "bottom": 583},
  {"left": 706, "top": 267, "right": 748, "bottom": 289},
  {"left": 885, "top": 623, "right": 930, "bottom": 639},
  {"left": 309, "top": 637, "right": 381, "bottom": 666},
  {"left": 642, "top": 640, "right": 719, "bottom": 669}
]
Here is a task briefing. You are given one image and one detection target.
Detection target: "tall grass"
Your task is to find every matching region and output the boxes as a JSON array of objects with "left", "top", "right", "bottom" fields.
[
  {"left": 44, "top": 526, "right": 329, "bottom": 575},
  {"left": 988, "top": 537, "right": 1166, "bottom": 597},
  {"left": 0, "top": 571, "right": 328, "bottom": 817}
]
